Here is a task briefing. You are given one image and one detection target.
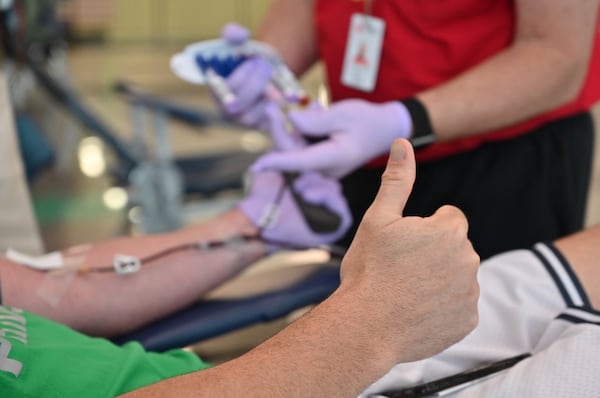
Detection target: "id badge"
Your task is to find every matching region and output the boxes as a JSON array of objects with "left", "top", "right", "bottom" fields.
[{"left": 341, "top": 13, "right": 385, "bottom": 92}]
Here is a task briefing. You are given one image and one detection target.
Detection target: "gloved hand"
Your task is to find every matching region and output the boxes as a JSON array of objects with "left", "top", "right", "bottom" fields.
[
  {"left": 218, "top": 23, "right": 275, "bottom": 129},
  {"left": 251, "top": 99, "right": 413, "bottom": 178},
  {"left": 238, "top": 103, "right": 352, "bottom": 248},
  {"left": 238, "top": 170, "right": 352, "bottom": 248}
]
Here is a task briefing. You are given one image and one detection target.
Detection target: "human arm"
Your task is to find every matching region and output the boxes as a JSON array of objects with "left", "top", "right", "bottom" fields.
[
  {"left": 0, "top": 210, "right": 265, "bottom": 337},
  {"left": 0, "top": 120, "right": 351, "bottom": 337},
  {"left": 252, "top": 0, "right": 599, "bottom": 177},
  {"left": 120, "top": 139, "right": 480, "bottom": 398},
  {"left": 419, "top": 0, "right": 599, "bottom": 141},
  {"left": 256, "top": 0, "right": 318, "bottom": 76}
]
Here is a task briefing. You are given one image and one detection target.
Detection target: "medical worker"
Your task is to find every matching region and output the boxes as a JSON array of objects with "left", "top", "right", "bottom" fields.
[{"left": 220, "top": 0, "right": 600, "bottom": 259}]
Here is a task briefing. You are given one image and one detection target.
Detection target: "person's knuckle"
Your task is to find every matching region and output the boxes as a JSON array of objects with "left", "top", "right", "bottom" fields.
[
  {"left": 470, "top": 249, "right": 481, "bottom": 268},
  {"left": 448, "top": 209, "right": 469, "bottom": 234},
  {"left": 473, "top": 280, "right": 481, "bottom": 302},
  {"left": 439, "top": 205, "right": 467, "bottom": 224},
  {"left": 465, "top": 288, "right": 480, "bottom": 329},
  {"left": 462, "top": 305, "right": 477, "bottom": 329},
  {"left": 380, "top": 162, "right": 406, "bottom": 184},
  {"left": 465, "top": 311, "right": 479, "bottom": 333}
]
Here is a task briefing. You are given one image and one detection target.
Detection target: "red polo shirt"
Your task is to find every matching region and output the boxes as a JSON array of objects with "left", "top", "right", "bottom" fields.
[{"left": 314, "top": 0, "right": 600, "bottom": 164}]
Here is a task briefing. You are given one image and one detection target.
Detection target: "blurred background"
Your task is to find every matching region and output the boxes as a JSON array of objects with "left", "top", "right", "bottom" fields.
[
  {"left": 11, "top": 0, "right": 282, "bottom": 250},
  {"left": 5, "top": 0, "right": 599, "bottom": 257},
  {"left": 2, "top": 0, "right": 600, "bottom": 361},
  {"left": 0, "top": 0, "right": 332, "bottom": 362}
]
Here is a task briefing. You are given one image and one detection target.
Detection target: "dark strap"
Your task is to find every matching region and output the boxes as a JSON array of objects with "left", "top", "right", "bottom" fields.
[{"left": 400, "top": 97, "right": 436, "bottom": 148}]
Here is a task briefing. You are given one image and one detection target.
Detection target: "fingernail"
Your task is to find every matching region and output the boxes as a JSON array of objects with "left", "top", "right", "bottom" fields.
[{"left": 389, "top": 139, "right": 406, "bottom": 161}]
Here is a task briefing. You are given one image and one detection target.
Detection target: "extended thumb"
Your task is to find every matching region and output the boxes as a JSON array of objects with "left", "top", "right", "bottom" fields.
[{"left": 369, "top": 139, "right": 416, "bottom": 216}]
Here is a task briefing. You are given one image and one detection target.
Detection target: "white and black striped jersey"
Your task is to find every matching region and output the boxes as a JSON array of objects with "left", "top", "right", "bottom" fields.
[{"left": 360, "top": 242, "right": 600, "bottom": 398}]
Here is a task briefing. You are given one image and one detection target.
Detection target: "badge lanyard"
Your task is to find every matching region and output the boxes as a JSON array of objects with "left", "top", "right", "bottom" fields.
[{"left": 341, "top": 0, "right": 386, "bottom": 92}]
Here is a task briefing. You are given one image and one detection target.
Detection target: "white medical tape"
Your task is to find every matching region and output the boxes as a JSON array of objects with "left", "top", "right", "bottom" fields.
[{"left": 5, "top": 249, "right": 64, "bottom": 271}]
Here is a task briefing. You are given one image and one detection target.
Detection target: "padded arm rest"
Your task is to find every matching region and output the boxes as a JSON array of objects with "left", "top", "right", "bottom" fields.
[{"left": 112, "top": 264, "right": 341, "bottom": 352}]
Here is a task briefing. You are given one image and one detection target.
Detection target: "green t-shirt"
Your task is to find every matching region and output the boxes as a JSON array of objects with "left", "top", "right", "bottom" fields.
[{"left": 0, "top": 305, "right": 211, "bottom": 397}]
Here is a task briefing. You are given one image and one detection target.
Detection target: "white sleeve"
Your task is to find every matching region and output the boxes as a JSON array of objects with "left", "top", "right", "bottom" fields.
[
  {"left": 359, "top": 242, "right": 592, "bottom": 397},
  {"left": 456, "top": 309, "right": 600, "bottom": 398}
]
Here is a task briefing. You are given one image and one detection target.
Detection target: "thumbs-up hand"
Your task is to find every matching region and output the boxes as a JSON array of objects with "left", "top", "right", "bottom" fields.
[{"left": 339, "top": 139, "right": 480, "bottom": 363}]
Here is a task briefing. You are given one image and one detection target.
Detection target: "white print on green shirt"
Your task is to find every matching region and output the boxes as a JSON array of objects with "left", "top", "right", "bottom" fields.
[{"left": 0, "top": 306, "right": 27, "bottom": 377}]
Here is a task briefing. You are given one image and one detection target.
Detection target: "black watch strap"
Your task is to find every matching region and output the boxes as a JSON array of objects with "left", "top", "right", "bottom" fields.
[{"left": 400, "top": 97, "right": 436, "bottom": 148}]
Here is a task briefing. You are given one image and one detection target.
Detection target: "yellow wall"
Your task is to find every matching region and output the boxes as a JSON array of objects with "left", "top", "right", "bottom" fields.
[
  {"left": 108, "top": 0, "right": 154, "bottom": 40},
  {"left": 107, "top": 0, "right": 273, "bottom": 42}
]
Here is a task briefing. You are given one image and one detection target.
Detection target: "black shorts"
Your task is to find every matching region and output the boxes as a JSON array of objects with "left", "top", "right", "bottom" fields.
[{"left": 339, "top": 112, "right": 595, "bottom": 259}]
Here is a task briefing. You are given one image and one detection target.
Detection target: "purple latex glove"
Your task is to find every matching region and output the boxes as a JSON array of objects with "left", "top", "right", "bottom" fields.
[
  {"left": 238, "top": 170, "right": 352, "bottom": 248},
  {"left": 221, "top": 23, "right": 249, "bottom": 44},
  {"left": 238, "top": 103, "right": 352, "bottom": 248},
  {"left": 251, "top": 99, "right": 413, "bottom": 178},
  {"left": 218, "top": 23, "right": 275, "bottom": 129}
]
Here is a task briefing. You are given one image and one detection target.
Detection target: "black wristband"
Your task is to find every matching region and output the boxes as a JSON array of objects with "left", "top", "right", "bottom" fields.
[{"left": 400, "top": 97, "right": 436, "bottom": 148}]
